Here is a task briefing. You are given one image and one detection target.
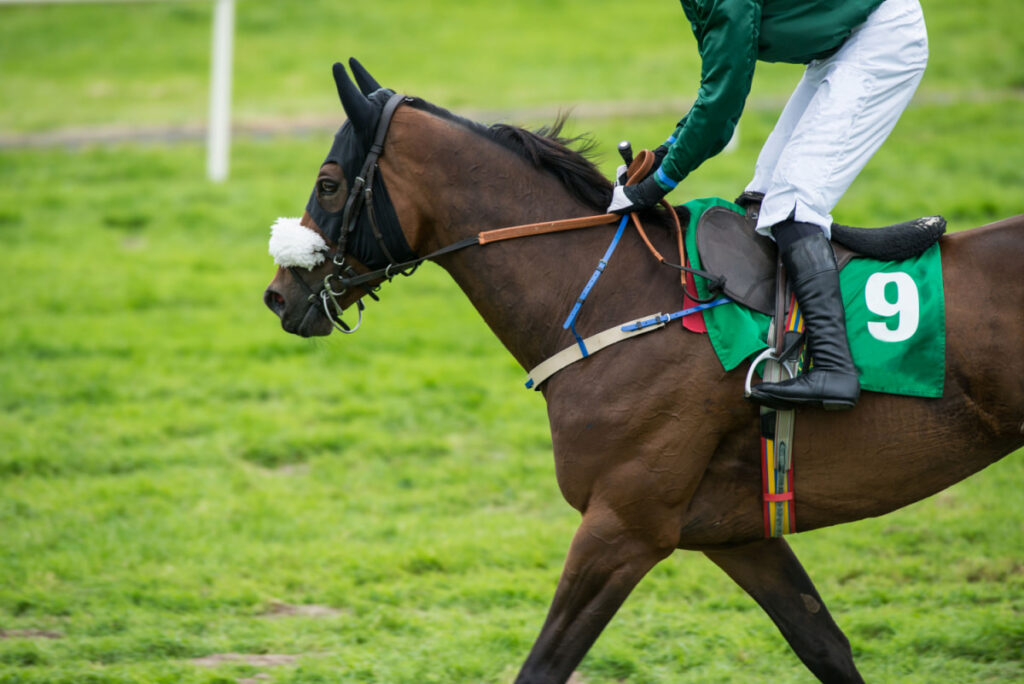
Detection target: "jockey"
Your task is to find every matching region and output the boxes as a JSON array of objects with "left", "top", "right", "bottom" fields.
[{"left": 608, "top": 0, "right": 928, "bottom": 411}]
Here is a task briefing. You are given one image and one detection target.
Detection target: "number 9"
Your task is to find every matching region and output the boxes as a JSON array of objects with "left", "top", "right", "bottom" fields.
[{"left": 864, "top": 272, "right": 919, "bottom": 343}]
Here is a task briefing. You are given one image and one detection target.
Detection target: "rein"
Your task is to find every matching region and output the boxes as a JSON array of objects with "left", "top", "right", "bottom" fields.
[{"left": 313, "top": 95, "right": 722, "bottom": 333}]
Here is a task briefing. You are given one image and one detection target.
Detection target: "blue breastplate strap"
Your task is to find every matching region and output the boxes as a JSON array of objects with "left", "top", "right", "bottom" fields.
[
  {"left": 620, "top": 298, "right": 731, "bottom": 332},
  {"left": 563, "top": 215, "right": 630, "bottom": 356},
  {"left": 526, "top": 298, "right": 731, "bottom": 390}
]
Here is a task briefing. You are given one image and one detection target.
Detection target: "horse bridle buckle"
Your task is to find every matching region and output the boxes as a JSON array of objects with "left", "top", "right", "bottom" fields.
[{"left": 319, "top": 273, "right": 363, "bottom": 334}]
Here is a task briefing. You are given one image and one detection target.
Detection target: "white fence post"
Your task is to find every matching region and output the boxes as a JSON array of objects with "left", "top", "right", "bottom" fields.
[{"left": 206, "top": 0, "right": 235, "bottom": 182}]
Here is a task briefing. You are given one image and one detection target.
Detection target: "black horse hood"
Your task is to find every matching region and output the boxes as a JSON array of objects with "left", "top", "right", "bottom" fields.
[{"left": 305, "top": 87, "right": 416, "bottom": 269}]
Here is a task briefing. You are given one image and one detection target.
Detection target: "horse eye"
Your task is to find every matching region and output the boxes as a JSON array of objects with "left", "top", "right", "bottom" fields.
[{"left": 317, "top": 179, "right": 340, "bottom": 195}]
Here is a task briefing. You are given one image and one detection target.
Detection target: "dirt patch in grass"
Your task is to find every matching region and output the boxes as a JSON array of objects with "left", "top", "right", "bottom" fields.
[
  {"left": 259, "top": 601, "right": 343, "bottom": 618},
  {"left": 0, "top": 629, "right": 63, "bottom": 640},
  {"left": 191, "top": 653, "right": 300, "bottom": 668},
  {"left": 237, "top": 675, "right": 272, "bottom": 684}
]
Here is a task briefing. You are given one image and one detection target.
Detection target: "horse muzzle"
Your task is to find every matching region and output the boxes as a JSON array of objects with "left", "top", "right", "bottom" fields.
[{"left": 263, "top": 281, "right": 334, "bottom": 338}]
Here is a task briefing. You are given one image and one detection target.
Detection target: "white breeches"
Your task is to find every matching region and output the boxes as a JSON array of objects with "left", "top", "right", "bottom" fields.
[{"left": 748, "top": 0, "right": 929, "bottom": 238}]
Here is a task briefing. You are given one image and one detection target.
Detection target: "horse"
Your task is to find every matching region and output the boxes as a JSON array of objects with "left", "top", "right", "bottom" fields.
[{"left": 263, "top": 60, "right": 1024, "bottom": 683}]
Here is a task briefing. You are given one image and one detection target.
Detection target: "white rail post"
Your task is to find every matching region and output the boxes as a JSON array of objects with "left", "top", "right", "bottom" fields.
[{"left": 206, "top": 0, "right": 235, "bottom": 181}]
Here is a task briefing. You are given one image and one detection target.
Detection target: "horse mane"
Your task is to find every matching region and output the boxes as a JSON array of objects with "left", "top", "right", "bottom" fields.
[{"left": 405, "top": 98, "right": 613, "bottom": 212}]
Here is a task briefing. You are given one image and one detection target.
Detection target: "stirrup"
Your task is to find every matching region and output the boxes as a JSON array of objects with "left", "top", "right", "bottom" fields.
[{"left": 744, "top": 347, "right": 796, "bottom": 399}]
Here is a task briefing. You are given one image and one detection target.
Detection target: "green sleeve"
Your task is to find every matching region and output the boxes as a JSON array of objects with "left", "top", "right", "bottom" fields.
[{"left": 657, "top": 0, "right": 761, "bottom": 191}]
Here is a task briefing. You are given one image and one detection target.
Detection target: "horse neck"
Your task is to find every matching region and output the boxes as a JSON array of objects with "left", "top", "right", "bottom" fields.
[{"left": 381, "top": 107, "right": 622, "bottom": 371}]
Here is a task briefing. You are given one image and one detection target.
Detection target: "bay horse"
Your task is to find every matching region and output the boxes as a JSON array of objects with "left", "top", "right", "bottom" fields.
[{"left": 263, "top": 60, "right": 1024, "bottom": 683}]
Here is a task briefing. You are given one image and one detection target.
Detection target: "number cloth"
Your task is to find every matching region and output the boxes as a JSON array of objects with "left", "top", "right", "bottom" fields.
[{"left": 683, "top": 197, "right": 945, "bottom": 398}]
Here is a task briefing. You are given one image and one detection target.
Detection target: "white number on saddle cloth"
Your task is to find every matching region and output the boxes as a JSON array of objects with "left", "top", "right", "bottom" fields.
[{"left": 864, "top": 271, "right": 920, "bottom": 343}]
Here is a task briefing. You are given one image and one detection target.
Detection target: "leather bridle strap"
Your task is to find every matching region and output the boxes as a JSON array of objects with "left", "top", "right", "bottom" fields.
[
  {"left": 332, "top": 147, "right": 721, "bottom": 298},
  {"left": 329, "top": 216, "right": 621, "bottom": 292},
  {"left": 334, "top": 207, "right": 721, "bottom": 302},
  {"left": 337, "top": 92, "right": 409, "bottom": 263},
  {"left": 477, "top": 213, "right": 619, "bottom": 245}
]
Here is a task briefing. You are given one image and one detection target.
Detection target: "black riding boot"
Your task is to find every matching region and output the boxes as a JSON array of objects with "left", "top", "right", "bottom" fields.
[{"left": 748, "top": 223, "right": 860, "bottom": 411}]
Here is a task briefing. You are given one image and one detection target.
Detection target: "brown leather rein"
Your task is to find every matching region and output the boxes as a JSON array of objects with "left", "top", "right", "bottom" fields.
[
  {"left": 332, "top": 149, "right": 706, "bottom": 301},
  {"left": 479, "top": 150, "right": 689, "bottom": 288}
]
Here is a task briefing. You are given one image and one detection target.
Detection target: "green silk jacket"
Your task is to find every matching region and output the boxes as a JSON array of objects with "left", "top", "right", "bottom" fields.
[{"left": 656, "top": 0, "right": 886, "bottom": 191}]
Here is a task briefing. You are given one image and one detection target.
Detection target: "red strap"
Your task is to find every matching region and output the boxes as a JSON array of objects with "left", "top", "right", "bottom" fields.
[
  {"left": 682, "top": 256, "right": 708, "bottom": 333},
  {"left": 763, "top": 492, "right": 794, "bottom": 502}
]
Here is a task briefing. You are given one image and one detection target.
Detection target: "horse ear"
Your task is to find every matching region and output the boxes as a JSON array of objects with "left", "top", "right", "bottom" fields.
[
  {"left": 348, "top": 57, "right": 383, "bottom": 96},
  {"left": 332, "top": 62, "right": 374, "bottom": 133}
]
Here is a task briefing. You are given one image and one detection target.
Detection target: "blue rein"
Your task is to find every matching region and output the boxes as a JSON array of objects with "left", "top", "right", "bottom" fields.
[
  {"left": 562, "top": 215, "right": 630, "bottom": 356},
  {"left": 561, "top": 214, "right": 730, "bottom": 359}
]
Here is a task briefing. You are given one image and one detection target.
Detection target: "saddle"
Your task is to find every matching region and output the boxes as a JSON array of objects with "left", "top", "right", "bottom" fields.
[{"left": 694, "top": 201, "right": 947, "bottom": 315}]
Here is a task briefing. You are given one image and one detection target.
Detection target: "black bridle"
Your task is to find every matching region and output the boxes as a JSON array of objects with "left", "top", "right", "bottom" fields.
[
  {"left": 298, "top": 92, "right": 411, "bottom": 334},
  {"left": 296, "top": 91, "right": 481, "bottom": 333},
  {"left": 311, "top": 92, "right": 407, "bottom": 333}
]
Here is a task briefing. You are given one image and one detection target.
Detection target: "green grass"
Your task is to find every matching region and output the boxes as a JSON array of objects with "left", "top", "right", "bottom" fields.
[
  {"left": 0, "top": 113, "right": 1020, "bottom": 683},
  {"left": 1, "top": 1, "right": 1022, "bottom": 682},
  {"left": 1, "top": 0, "right": 1022, "bottom": 132}
]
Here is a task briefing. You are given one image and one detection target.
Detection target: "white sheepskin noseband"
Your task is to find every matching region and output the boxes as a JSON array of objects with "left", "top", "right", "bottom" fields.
[{"left": 268, "top": 217, "right": 328, "bottom": 270}]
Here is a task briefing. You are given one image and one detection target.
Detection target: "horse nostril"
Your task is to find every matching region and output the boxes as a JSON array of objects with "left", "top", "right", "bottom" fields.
[{"left": 264, "top": 287, "right": 286, "bottom": 315}]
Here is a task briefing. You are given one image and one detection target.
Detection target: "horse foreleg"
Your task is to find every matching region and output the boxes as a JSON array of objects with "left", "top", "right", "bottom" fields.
[
  {"left": 704, "top": 538, "right": 864, "bottom": 684},
  {"left": 515, "top": 506, "right": 675, "bottom": 684}
]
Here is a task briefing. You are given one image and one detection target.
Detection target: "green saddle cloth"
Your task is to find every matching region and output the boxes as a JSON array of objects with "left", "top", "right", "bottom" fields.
[{"left": 683, "top": 197, "right": 946, "bottom": 398}]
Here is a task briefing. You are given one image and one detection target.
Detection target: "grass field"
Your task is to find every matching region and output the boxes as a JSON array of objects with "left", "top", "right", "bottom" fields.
[{"left": 1, "top": 1, "right": 1022, "bottom": 683}]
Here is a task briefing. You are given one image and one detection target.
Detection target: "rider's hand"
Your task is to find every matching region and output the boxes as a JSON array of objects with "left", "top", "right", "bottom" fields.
[
  {"left": 651, "top": 144, "right": 669, "bottom": 174},
  {"left": 615, "top": 164, "right": 628, "bottom": 187},
  {"left": 607, "top": 175, "right": 667, "bottom": 215}
]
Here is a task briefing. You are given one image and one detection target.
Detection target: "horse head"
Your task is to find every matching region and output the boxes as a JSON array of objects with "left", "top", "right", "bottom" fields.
[
  {"left": 264, "top": 59, "right": 413, "bottom": 337},
  {"left": 265, "top": 57, "right": 614, "bottom": 342}
]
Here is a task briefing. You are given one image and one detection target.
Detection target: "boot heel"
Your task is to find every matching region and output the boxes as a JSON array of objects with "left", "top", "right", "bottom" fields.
[{"left": 822, "top": 399, "right": 856, "bottom": 411}]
